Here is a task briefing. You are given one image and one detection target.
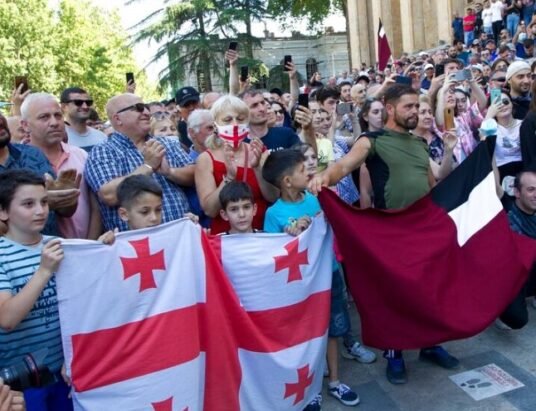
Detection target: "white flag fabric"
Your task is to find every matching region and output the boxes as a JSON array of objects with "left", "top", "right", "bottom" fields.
[{"left": 56, "top": 216, "right": 333, "bottom": 410}]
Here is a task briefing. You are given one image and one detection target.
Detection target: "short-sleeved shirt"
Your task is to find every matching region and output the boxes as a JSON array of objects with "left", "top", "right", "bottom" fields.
[
  {"left": 261, "top": 127, "right": 301, "bottom": 151},
  {"left": 508, "top": 203, "right": 536, "bottom": 238},
  {"left": 66, "top": 126, "right": 107, "bottom": 153},
  {"left": 52, "top": 142, "right": 91, "bottom": 239},
  {"left": 316, "top": 138, "right": 334, "bottom": 172},
  {"left": 495, "top": 120, "right": 522, "bottom": 167},
  {"left": 263, "top": 191, "right": 321, "bottom": 233},
  {"left": 0, "top": 144, "right": 58, "bottom": 236},
  {"left": 85, "top": 131, "right": 193, "bottom": 231},
  {"left": 365, "top": 128, "right": 430, "bottom": 209},
  {"left": 0, "top": 236, "right": 63, "bottom": 373}
]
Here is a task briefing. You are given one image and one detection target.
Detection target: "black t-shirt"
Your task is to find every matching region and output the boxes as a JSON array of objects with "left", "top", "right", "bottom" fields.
[{"left": 260, "top": 127, "right": 301, "bottom": 151}]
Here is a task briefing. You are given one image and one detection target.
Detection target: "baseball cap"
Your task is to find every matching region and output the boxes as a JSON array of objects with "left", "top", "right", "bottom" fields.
[
  {"left": 470, "top": 64, "right": 483, "bottom": 72},
  {"left": 175, "top": 86, "right": 200, "bottom": 107},
  {"left": 424, "top": 63, "right": 434, "bottom": 71}
]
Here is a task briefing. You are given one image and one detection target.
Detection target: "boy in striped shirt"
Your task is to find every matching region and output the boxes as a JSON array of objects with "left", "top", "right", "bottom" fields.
[{"left": 0, "top": 169, "right": 71, "bottom": 410}]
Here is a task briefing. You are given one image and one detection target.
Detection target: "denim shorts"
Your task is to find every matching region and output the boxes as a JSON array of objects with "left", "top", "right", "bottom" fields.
[{"left": 329, "top": 268, "right": 351, "bottom": 337}]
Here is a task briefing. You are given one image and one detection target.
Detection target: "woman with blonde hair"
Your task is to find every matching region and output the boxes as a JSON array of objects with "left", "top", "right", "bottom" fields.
[
  {"left": 195, "top": 95, "right": 276, "bottom": 234},
  {"left": 150, "top": 116, "right": 178, "bottom": 139}
]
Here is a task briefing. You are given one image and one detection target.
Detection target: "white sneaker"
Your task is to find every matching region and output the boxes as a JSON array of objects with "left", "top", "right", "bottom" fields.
[
  {"left": 494, "top": 318, "right": 512, "bottom": 330},
  {"left": 341, "top": 342, "right": 377, "bottom": 363}
]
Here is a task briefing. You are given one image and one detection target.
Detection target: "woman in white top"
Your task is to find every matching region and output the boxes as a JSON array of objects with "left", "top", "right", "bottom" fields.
[{"left": 486, "top": 91, "right": 523, "bottom": 181}]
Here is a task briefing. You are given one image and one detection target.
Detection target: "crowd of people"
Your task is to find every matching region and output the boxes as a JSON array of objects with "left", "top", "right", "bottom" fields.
[{"left": 2, "top": 3, "right": 536, "bottom": 409}]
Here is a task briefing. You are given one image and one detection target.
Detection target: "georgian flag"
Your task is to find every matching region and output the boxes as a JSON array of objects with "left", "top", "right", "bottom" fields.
[
  {"left": 319, "top": 141, "right": 536, "bottom": 350},
  {"left": 56, "top": 216, "right": 333, "bottom": 410},
  {"left": 378, "top": 19, "right": 392, "bottom": 71}
]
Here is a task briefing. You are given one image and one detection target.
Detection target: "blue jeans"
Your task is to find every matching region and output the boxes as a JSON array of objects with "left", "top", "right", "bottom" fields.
[
  {"left": 523, "top": 4, "right": 535, "bottom": 26},
  {"left": 464, "top": 31, "right": 475, "bottom": 47},
  {"left": 507, "top": 13, "right": 520, "bottom": 39},
  {"left": 329, "top": 269, "right": 351, "bottom": 338},
  {"left": 483, "top": 26, "right": 493, "bottom": 35},
  {"left": 23, "top": 377, "right": 73, "bottom": 411}
]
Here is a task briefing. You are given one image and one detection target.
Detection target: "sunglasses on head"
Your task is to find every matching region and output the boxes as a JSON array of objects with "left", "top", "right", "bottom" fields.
[
  {"left": 116, "top": 102, "right": 149, "bottom": 114},
  {"left": 66, "top": 99, "right": 93, "bottom": 107},
  {"left": 151, "top": 111, "right": 171, "bottom": 120}
]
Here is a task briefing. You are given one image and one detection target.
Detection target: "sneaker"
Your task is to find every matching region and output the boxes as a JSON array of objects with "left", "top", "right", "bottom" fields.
[
  {"left": 341, "top": 342, "right": 377, "bottom": 363},
  {"left": 494, "top": 318, "right": 512, "bottom": 330},
  {"left": 419, "top": 346, "right": 460, "bottom": 369},
  {"left": 385, "top": 357, "right": 407, "bottom": 384},
  {"left": 303, "top": 393, "right": 322, "bottom": 411},
  {"left": 328, "top": 383, "right": 360, "bottom": 406}
]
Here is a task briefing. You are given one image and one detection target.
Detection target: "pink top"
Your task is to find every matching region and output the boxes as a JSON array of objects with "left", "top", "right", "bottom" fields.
[{"left": 54, "top": 143, "right": 91, "bottom": 239}]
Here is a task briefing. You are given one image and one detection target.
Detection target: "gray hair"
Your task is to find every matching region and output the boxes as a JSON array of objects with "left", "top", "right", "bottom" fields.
[
  {"left": 187, "top": 109, "right": 213, "bottom": 133},
  {"left": 20, "top": 93, "right": 59, "bottom": 120}
]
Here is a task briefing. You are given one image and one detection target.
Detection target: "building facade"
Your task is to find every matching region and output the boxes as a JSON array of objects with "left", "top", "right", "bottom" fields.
[
  {"left": 346, "top": 0, "right": 468, "bottom": 69},
  {"left": 180, "top": 31, "right": 350, "bottom": 92}
]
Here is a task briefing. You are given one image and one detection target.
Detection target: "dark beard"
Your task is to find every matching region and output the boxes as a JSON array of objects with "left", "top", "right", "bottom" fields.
[{"left": 394, "top": 112, "right": 418, "bottom": 131}]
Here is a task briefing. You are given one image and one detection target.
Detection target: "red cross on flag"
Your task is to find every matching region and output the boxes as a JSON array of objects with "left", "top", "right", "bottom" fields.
[{"left": 56, "top": 216, "right": 333, "bottom": 410}]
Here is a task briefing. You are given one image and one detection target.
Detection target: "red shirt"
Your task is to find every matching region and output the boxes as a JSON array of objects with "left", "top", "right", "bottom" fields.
[{"left": 463, "top": 14, "right": 476, "bottom": 32}]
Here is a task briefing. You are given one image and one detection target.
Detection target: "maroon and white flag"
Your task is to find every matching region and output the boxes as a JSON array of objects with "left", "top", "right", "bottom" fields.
[
  {"left": 56, "top": 216, "right": 333, "bottom": 410},
  {"left": 378, "top": 19, "right": 392, "bottom": 71}
]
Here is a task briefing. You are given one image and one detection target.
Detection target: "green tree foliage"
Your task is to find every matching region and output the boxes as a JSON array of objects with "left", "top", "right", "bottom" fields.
[
  {"left": 0, "top": 0, "right": 159, "bottom": 117},
  {"left": 267, "top": 0, "right": 346, "bottom": 29}
]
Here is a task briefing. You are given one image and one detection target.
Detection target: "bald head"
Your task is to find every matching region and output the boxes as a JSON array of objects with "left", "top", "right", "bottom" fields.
[
  {"left": 202, "top": 92, "right": 222, "bottom": 109},
  {"left": 105, "top": 93, "right": 150, "bottom": 140},
  {"left": 105, "top": 93, "right": 139, "bottom": 123},
  {"left": 6, "top": 116, "right": 30, "bottom": 144}
]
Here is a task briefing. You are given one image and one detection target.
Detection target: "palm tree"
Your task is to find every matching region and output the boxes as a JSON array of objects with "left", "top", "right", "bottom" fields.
[{"left": 127, "top": 0, "right": 225, "bottom": 92}]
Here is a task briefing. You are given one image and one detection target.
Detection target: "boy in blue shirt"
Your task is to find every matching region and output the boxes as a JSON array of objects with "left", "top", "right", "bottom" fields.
[{"left": 262, "top": 150, "right": 360, "bottom": 409}]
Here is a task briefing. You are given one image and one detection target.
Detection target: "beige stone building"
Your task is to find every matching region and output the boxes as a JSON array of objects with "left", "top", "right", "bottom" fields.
[{"left": 346, "top": 0, "right": 470, "bottom": 68}]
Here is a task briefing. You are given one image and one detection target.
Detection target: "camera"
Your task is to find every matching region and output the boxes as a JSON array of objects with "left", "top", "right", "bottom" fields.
[{"left": 0, "top": 349, "right": 55, "bottom": 391}]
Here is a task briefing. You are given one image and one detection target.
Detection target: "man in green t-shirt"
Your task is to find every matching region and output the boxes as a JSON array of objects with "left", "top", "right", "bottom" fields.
[{"left": 310, "top": 84, "right": 460, "bottom": 385}]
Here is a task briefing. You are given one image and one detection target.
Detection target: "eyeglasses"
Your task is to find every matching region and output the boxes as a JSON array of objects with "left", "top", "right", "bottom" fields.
[
  {"left": 274, "top": 109, "right": 284, "bottom": 115},
  {"left": 492, "top": 77, "right": 506, "bottom": 82},
  {"left": 66, "top": 99, "right": 93, "bottom": 107},
  {"left": 116, "top": 102, "right": 150, "bottom": 115},
  {"left": 151, "top": 111, "right": 171, "bottom": 120}
]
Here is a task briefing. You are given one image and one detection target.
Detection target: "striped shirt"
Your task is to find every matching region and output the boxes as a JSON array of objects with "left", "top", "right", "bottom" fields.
[
  {"left": 85, "top": 132, "right": 193, "bottom": 231},
  {"left": 0, "top": 236, "right": 63, "bottom": 373}
]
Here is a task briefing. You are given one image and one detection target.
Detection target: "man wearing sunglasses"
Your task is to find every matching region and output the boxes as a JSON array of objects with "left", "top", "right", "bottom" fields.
[
  {"left": 60, "top": 87, "right": 106, "bottom": 153},
  {"left": 85, "top": 93, "right": 195, "bottom": 232}
]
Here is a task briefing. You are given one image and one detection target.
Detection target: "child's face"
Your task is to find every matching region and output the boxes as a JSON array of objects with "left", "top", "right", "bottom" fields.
[
  {"left": 119, "top": 192, "right": 162, "bottom": 230},
  {"left": 286, "top": 162, "right": 309, "bottom": 191},
  {"left": 0, "top": 184, "right": 48, "bottom": 235},
  {"left": 220, "top": 199, "right": 257, "bottom": 234},
  {"left": 303, "top": 148, "right": 318, "bottom": 180}
]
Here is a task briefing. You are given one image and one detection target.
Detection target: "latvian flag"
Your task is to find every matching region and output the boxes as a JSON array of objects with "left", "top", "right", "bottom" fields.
[
  {"left": 377, "top": 19, "right": 392, "bottom": 71},
  {"left": 319, "top": 140, "right": 536, "bottom": 350}
]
